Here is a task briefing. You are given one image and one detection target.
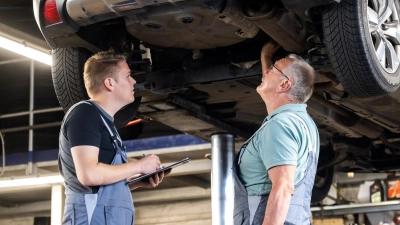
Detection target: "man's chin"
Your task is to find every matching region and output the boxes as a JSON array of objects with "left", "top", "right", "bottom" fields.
[
  {"left": 122, "top": 97, "right": 135, "bottom": 106},
  {"left": 256, "top": 86, "right": 261, "bottom": 95}
]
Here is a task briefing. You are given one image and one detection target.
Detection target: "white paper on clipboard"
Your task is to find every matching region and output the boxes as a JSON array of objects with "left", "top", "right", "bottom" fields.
[{"left": 126, "top": 157, "right": 190, "bottom": 184}]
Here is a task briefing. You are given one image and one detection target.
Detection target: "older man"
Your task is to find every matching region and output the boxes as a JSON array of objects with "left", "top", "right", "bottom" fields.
[{"left": 234, "top": 41, "right": 320, "bottom": 225}]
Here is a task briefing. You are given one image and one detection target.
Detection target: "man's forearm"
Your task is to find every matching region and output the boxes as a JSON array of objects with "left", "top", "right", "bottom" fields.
[
  {"left": 261, "top": 54, "right": 273, "bottom": 74},
  {"left": 77, "top": 161, "right": 143, "bottom": 186},
  {"left": 260, "top": 40, "right": 280, "bottom": 73},
  {"left": 262, "top": 186, "right": 292, "bottom": 225},
  {"left": 72, "top": 146, "right": 161, "bottom": 186}
]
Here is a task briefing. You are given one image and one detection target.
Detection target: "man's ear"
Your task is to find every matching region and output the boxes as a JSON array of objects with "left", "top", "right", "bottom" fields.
[
  {"left": 278, "top": 80, "right": 291, "bottom": 93},
  {"left": 104, "top": 78, "right": 114, "bottom": 91}
]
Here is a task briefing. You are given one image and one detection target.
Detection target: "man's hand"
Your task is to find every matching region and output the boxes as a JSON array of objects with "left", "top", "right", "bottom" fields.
[
  {"left": 129, "top": 169, "right": 172, "bottom": 189},
  {"left": 147, "top": 168, "right": 172, "bottom": 187},
  {"left": 135, "top": 154, "right": 161, "bottom": 174},
  {"left": 261, "top": 39, "right": 281, "bottom": 59}
]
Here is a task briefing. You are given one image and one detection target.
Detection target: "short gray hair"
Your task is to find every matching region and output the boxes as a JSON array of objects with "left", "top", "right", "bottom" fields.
[{"left": 282, "top": 54, "right": 315, "bottom": 103}]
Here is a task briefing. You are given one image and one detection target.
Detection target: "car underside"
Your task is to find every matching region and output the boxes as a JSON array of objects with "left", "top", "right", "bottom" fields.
[{"left": 34, "top": 0, "right": 400, "bottom": 201}]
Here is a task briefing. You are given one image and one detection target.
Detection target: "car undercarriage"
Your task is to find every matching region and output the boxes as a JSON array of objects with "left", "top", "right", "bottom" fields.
[{"left": 33, "top": 0, "right": 400, "bottom": 201}]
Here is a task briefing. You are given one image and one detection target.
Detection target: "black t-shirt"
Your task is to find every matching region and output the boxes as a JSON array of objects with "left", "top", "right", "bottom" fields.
[{"left": 59, "top": 101, "right": 117, "bottom": 193}]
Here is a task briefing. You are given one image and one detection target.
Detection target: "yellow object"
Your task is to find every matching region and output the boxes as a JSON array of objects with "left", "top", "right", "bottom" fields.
[{"left": 312, "top": 217, "right": 344, "bottom": 225}]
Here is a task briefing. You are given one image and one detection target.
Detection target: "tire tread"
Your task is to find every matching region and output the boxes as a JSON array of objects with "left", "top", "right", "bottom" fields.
[
  {"left": 323, "top": 0, "right": 400, "bottom": 97},
  {"left": 51, "top": 47, "right": 88, "bottom": 112}
]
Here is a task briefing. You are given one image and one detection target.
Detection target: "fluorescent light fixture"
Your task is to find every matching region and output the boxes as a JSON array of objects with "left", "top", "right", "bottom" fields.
[
  {"left": 0, "top": 174, "right": 63, "bottom": 188},
  {"left": 0, "top": 35, "right": 52, "bottom": 66}
]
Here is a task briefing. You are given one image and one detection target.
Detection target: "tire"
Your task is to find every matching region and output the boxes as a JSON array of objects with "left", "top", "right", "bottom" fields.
[
  {"left": 51, "top": 47, "right": 141, "bottom": 128},
  {"left": 51, "top": 47, "right": 90, "bottom": 112},
  {"left": 311, "top": 146, "right": 335, "bottom": 202},
  {"left": 323, "top": 0, "right": 400, "bottom": 97},
  {"left": 311, "top": 165, "right": 334, "bottom": 203}
]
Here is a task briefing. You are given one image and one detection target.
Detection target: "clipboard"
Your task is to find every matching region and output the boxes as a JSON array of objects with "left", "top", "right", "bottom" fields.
[{"left": 126, "top": 157, "right": 190, "bottom": 184}]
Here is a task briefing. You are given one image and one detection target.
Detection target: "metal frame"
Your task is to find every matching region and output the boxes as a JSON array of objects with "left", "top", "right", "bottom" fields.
[
  {"left": 311, "top": 201, "right": 400, "bottom": 217},
  {"left": 0, "top": 58, "right": 61, "bottom": 175}
]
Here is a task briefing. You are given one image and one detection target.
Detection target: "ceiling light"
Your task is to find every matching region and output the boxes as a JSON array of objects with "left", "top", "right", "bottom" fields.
[
  {"left": 0, "top": 35, "right": 52, "bottom": 66},
  {"left": 0, "top": 174, "right": 63, "bottom": 188}
]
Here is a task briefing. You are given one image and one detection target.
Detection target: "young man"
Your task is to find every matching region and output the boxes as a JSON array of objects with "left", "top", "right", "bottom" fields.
[
  {"left": 58, "top": 51, "right": 168, "bottom": 225},
  {"left": 234, "top": 41, "right": 320, "bottom": 225}
]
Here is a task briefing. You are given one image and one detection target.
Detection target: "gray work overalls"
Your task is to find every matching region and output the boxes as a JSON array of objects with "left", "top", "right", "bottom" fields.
[
  {"left": 233, "top": 112, "right": 317, "bottom": 225},
  {"left": 61, "top": 101, "right": 134, "bottom": 225}
]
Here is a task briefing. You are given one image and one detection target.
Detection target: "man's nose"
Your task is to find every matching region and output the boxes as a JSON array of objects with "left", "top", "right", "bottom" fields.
[{"left": 130, "top": 76, "right": 136, "bottom": 84}]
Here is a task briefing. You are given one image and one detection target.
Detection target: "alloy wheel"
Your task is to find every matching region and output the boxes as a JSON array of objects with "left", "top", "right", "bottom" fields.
[{"left": 368, "top": 0, "right": 400, "bottom": 75}]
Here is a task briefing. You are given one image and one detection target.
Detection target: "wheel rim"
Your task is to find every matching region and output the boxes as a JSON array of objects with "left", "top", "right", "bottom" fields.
[{"left": 368, "top": 0, "right": 400, "bottom": 74}]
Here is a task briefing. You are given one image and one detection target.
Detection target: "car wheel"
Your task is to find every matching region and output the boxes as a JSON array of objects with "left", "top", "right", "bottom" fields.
[
  {"left": 52, "top": 47, "right": 90, "bottom": 112},
  {"left": 323, "top": 0, "right": 400, "bottom": 97},
  {"left": 51, "top": 47, "right": 141, "bottom": 128},
  {"left": 312, "top": 165, "right": 334, "bottom": 203},
  {"left": 311, "top": 145, "right": 336, "bottom": 203}
]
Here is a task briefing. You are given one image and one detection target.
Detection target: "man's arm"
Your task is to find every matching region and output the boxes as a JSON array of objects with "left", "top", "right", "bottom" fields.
[
  {"left": 72, "top": 146, "right": 161, "bottom": 186},
  {"left": 261, "top": 40, "right": 281, "bottom": 74},
  {"left": 263, "top": 165, "right": 295, "bottom": 225}
]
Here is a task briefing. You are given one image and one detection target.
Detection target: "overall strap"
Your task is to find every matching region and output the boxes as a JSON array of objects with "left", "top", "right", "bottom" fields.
[
  {"left": 238, "top": 111, "right": 315, "bottom": 164},
  {"left": 282, "top": 112, "right": 315, "bottom": 153},
  {"left": 83, "top": 101, "right": 125, "bottom": 151},
  {"left": 237, "top": 120, "right": 270, "bottom": 164}
]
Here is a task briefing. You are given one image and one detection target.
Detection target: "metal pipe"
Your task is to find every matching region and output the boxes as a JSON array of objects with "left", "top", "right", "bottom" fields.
[
  {"left": 168, "top": 94, "right": 251, "bottom": 138},
  {"left": 311, "top": 93, "right": 356, "bottom": 119},
  {"left": 310, "top": 94, "right": 384, "bottom": 139},
  {"left": 211, "top": 133, "right": 235, "bottom": 225},
  {"left": 0, "top": 131, "right": 5, "bottom": 177},
  {"left": 313, "top": 81, "right": 339, "bottom": 92},
  {"left": 28, "top": 60, "right": 34, "bottom": 175},
  {"left": 311, "top": 200, "right": 400, "bottom": 216},
  {"left": 0, "top": 58, "right": 30, "bottom": 65},
  {"left": 0, "top": 122, "right": 62, "bottom": 134},
  {"left": 0, "top": 107, "right": 63, "bottom": 119}
]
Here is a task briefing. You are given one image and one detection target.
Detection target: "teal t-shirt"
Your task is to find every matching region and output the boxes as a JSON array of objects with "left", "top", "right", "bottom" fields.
[{"left": 238, "top": 104, "right": 319, "bottom": 196}]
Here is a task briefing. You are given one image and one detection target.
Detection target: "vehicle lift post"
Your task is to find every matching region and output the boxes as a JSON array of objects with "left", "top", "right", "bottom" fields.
[{"left": 211, "top": 133, "right": 235, "bottom": 225}]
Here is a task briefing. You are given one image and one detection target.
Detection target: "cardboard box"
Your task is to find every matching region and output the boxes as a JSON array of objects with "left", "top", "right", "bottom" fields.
[{"left": 312, "top": 217, "right": 344, "bottom": 225}]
